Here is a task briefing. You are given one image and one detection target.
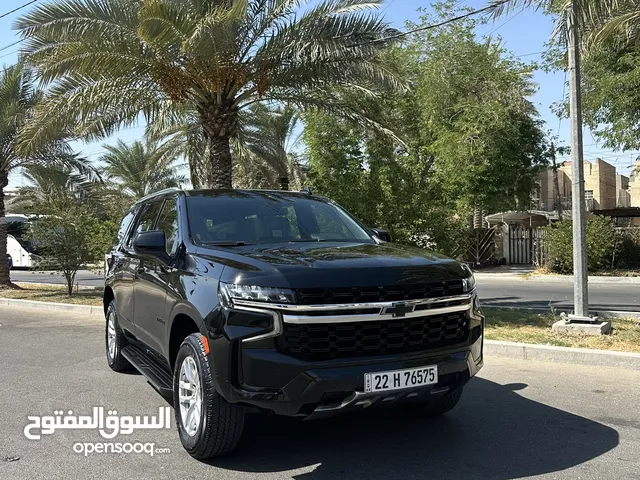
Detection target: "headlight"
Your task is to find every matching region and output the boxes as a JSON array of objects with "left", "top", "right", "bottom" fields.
[
  {"left": 220, "top": 283, "right": 296, "bottom": 304},
  {"left": 462, "top": 275, "right": 476, "bottom": 293}
]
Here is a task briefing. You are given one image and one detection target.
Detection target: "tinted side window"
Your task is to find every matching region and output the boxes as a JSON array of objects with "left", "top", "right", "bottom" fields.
[
  {"left": 116, "top": 210, "right": 136, "bottom": 245},
  {"left": 128, "top": 201, "right": 163, "bottom": 247},
  {"left": 156, "top": 199, "right": 179, "bottom": 255}
]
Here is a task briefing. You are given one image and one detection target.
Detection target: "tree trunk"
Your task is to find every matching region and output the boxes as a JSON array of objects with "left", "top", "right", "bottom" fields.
[
  {"left": 0, "top": 172, "right": 10, "bottom": 287},
  {"left": 551, "top": 146, "right": 563, "bottom": 221},
  {"left": 473, "top": 203, "right": 483, "bottom": 229},
  {"left": 64, "top": 270, "right": 76, "bottom": 296},
  {"left": 199, "top": 100, "right": 237, "bottom": 189},
  {"left": 205, "top": 135, "right": 233, "bottom": 188}
]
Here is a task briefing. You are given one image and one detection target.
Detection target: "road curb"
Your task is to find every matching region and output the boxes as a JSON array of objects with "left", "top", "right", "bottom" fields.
[
  {"left": 482, "top": 304, "right": 640, "bottom": 319},
  {"left": 0, "top": 298, "right": 104, "bottom": 316},
  {"left": 13, "top": 281, "right": 104, "bottom": 291},
  {"left": 485, "top": 340, "right": 640, "bottom": 370},
  {"left": 475, "top": 272, "right": 640, "bottom": 284}
]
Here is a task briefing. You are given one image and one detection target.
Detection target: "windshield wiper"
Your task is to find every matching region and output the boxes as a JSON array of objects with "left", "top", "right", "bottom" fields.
[{"left": 201, "top": 241, "right": 253, "bottom": 247}]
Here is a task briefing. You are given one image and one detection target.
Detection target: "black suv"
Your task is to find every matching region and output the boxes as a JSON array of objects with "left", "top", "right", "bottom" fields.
[{"left": 104, "top": 188, "right": 483, "bottom": 459}]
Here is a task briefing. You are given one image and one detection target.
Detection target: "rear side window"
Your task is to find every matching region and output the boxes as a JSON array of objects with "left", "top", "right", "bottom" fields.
[
  {"left": 116, "top": 210, "right": 136, "bottom": 245},
  {"left": 127, "top": 201, "right": 163, "bottom": 247},
  {"left": 156, "top": 198, "right": 179, "bottom": 256}
]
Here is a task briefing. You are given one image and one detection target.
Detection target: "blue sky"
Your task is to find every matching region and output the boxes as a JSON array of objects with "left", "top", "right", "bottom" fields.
[{"left": 2, "top": 0, "right": 638, "bottom": 188}]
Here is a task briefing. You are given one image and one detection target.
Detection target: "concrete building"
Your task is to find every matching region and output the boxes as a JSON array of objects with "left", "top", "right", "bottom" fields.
[
  {"left": 630, "top": 161, "right": 640, "bottom": 208},
  {"left": 536, "top": 158, "right": 629, "bottom": 212}
]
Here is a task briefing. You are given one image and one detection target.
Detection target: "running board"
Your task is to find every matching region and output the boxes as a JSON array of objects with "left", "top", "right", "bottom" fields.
[{"left": 122, "top": 345, "right": 174, "bottom": 399}]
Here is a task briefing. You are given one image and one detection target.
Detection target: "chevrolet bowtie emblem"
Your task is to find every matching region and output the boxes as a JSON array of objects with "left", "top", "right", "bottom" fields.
[{"left": 380, "top": 302, "right": 416, "bottom": 318}]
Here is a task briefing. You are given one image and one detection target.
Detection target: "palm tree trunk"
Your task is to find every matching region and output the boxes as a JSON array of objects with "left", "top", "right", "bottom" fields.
[
  {"left": 0, "top": 171, "right": 10, "bottom": 287},
  {"left": 199, "top": 101, "right": 237, "bottom": 189},
  {"left": 205, "top": 135, "right": 233, "bottom": 189}
]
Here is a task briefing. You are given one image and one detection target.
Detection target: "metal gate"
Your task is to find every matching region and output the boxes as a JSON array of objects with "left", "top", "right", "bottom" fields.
[{"left": 508, "top": 226, "right": 546, "bottom": 265}]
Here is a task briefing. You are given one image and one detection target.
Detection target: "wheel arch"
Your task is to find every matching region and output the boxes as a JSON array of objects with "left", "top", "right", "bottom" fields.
[
  {"left": 168, "top": 303, "right": 207, "bottom": 371},
  {"left": 103, "top": 286, "right": 115, "bottom": 317}
]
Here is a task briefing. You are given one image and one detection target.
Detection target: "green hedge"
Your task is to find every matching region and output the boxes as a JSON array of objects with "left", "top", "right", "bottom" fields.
[{"left": 544, "top": 217, "right": 618, "bottom": 273}]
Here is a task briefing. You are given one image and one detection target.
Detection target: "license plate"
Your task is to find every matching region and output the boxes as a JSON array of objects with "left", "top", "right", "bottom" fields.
[{"left": 365, "top": 365, "right": 438, "bottom": 393}]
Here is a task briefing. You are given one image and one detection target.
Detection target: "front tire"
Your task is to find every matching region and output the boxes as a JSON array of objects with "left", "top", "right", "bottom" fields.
[
  {"left": 105, "top": 301, "right": 131, "bottom": 372},
  {"left": 173, "top": 333, "right": 245, "bottom": 459}
]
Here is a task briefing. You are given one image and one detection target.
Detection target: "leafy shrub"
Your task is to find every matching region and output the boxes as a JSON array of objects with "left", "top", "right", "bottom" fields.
[
  {"left": 544, "top": 216, "right": 617, "bottom": 273},
  {"left": 614, "top": 228, "right": 640, "bottom": 269}
]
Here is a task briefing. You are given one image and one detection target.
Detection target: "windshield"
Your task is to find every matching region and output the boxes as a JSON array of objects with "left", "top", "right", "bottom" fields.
[{"left": 185, "top": 192, "right": 375, "bottom": 246}]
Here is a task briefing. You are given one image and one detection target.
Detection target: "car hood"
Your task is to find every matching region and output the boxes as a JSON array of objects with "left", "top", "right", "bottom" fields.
[{"left": 197, "top": 242, "right": 469, "bottom": 289}]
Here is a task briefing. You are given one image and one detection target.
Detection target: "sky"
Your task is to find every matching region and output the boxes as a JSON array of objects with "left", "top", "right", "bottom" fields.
[{"left": 1, "top": 0, "right": 638, "bottom": 189}]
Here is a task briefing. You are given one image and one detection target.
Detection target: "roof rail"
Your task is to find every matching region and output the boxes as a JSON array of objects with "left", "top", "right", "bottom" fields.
[{"left": 134, "top": 187, "right": 182, "bottom": 205}]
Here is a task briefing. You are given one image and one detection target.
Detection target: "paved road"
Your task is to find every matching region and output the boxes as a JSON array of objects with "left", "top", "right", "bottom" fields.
[
  {"left": 10, "top": 268, "right": 640, "bottom": 313},
  {"left": 10, "top": 269, "right": 105, "bottom": 287},
  {"left": 477, "top": 276, "right": 640, "bottom": 313},
  {"left": 1, "top": 306, "right": 639, "bottom": 480}
]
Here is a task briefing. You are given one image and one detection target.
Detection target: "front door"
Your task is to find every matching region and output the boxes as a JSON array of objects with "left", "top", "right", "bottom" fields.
[{"left": 133, "top": 198, "right": 180, "bottom": 358}]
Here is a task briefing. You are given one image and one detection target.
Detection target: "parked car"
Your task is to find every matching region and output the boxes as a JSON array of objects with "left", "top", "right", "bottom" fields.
[{"left": 104, "top": 188, "right": 483, "bottom": 459}]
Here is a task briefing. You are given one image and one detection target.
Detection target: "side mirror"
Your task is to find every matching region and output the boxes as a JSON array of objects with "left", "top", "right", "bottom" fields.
[
  {"left": 133, "top": 231, "right": 169, "bottom": 261},
  {"left": 371, "top": 228, "right": 391, "bottom": 243}
]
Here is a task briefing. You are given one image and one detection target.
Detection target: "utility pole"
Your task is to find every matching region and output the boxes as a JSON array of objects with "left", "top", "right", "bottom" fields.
[
  {"left": 553, "top": 1, "right": 611, "bottom": 334},
  {"left": 566, "top": 0, "right": 589, "bottom": 319}
]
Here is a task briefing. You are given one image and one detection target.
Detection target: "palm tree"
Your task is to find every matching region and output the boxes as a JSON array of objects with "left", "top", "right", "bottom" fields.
[
  {"left": 10, "top": 157, "right": 101, "bottom": 213},
  {"left": 489, "top": 0, "right": 640, "bottom": 46},
  {"left": 0, "top": 63, "right": 79, "bottom": 287},
  {"left": 16, "top": 0, "right": 404, "bottom": 189},
  {"left": 100, "top": 139, "right": 186, "bottom": 200},
  {"left": 236, "top": 103, "right": 306, "bottom": 189}
]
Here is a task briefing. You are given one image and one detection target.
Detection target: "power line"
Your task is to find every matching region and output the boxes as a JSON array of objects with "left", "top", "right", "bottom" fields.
[
  {"left": 371, "top": 0, "right": 512, "bottom": 43},
  {"left": 0, "top": 40, "right": 22, "bottom": 53},
  {"left": 380, "top": 0, "right": 397, "bottom": 15},
  {"left": 0, "top": 50, "right": 18, "bottom": 60},
  {"left": 0, "top": 0, "right": 39, "bottom": 19},
  {"left": 485, "top": 8, "right": 523, "bottom": 36}
]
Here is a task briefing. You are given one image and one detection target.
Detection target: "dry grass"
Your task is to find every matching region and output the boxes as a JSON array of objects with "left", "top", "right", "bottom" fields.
[
  {"left": 525, "top": 266, "right": 640, "bottom": 278},
  {"left": 485, "top": 308, "right": 640, "bottom": 353},
  {"left": 0, "top": 283, "right": 102, "bottom": 306}
]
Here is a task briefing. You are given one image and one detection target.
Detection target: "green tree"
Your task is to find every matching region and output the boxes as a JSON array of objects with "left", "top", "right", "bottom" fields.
[
  {"left": 0, "top": 63, "right": 79, "bottom": 288},
  {"left": 412, "top": 8, "right": 547, "bottom": 215},
  {"left": 305, "top": 4, "right": 548, "bottom": 254},
  {"left": 16, "top": 0, "right": 404, "bottom": 188},
  {"left": 100, "top": 140, "right": 186, "bottom": 200},
  {"left": 31, "top": 200, "right": 112, "bottom": 294},
  {"left": 573, "top": 39, "right": 640, "bottom": 151},
  {"left": 235, "top": 103, "right": 306, "bottom": 190},
  {"left": 10, "top": 157, "right": 101, "bottom": 213}
]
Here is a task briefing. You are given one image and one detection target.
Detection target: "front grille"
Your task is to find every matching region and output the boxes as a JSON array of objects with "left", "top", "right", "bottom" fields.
[
  {"left": 276, "top": 311, "right": 469, "bottom": 360},
  {"left": 296, "top": 281, "right": 463, "bottom": 305}
]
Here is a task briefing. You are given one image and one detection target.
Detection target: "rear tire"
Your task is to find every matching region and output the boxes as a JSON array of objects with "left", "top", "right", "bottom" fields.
[
  {"left": 404, "top": 387, "right": 464, "bottom": 417},
  {"left": 105, "top": 301, "right": 131, "bottom": 372},
  {"left": 174, "top": 333, "right": 245, "bottom": 459}
]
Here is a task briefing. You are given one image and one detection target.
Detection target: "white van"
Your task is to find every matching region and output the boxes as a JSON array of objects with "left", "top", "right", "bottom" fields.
[
  {"left": 7, "top": 234, "right": 40, "bottom": 269},
  {"left": 5, "top": 214, "right": 42, "bottom": 269}
]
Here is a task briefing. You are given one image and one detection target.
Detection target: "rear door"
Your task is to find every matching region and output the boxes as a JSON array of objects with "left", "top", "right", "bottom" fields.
[
  {"left": 109, "top": 208, "right": 139, "bottom": 332},
  {"left": 130, "top": 200, "right": 166, "bottom": 355}
]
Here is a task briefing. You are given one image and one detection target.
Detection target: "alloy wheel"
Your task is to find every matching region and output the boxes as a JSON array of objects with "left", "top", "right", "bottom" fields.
[{"left": 178, "top": 356, "right": 202, "bottom": 437}]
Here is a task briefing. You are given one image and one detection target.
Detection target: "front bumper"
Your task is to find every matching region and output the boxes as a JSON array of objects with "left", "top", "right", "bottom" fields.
[{"left": 208, "top": 317, "right": 483, "bottom": 418}]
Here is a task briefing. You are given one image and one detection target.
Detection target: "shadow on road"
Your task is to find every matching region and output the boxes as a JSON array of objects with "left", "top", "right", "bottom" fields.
[{"left": 210, "top": 378, "right": 619, "bottom": 480}]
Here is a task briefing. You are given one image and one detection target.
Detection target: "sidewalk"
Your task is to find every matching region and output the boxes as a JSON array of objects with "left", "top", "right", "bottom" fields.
[{"left": 474, "top": 267, "right": 640, "bottom": 284}]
